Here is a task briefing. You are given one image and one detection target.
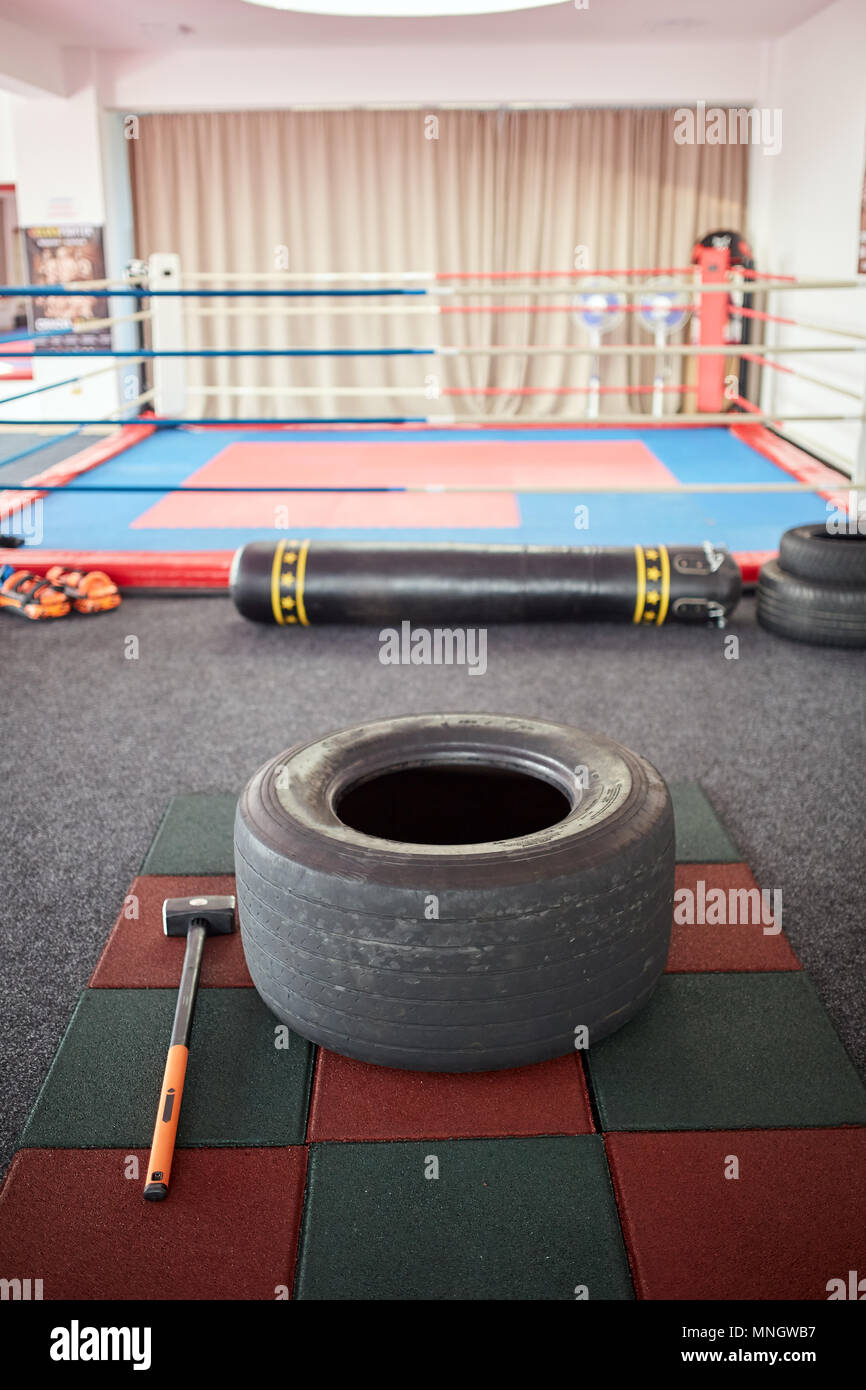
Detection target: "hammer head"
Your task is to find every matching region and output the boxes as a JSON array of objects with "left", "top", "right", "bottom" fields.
[{"left": 162, "top": 895, "right": 236, "bottom": 938}]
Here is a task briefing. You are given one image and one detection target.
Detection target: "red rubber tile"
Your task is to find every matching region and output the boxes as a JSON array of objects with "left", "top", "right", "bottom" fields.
[
  {"left": 666, "top": 865, "right": 800, "bottom": 972},
  {"left": 89, "top": 876, "right": 252, "bottom": 988},
  {"left": 307, "top": 1049, "right": 594, "bottom": 1141},
  {"left": 131, "top": 438, "right": 667, "bottom": 530},
  {"left": 606, "top": 1128, "right": 866, "bottom": 1300},
  {"left": 0, "top": 1146, "right": 307, "bottom": 1300}
]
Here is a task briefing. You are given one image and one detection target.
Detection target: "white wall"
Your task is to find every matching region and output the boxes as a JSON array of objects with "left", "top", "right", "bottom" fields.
[
  {"left": 0, "top": 93, "right": 16, "bottom": 185},
  {"left": 10, "top": 60, "right": 105, "bottom": 225},
  {"left": 102, "top": 41, "right": 764, "bottom": 111},
  {"left": 4, "top": 55, "right": 122, "bottom": 424},
  {"left": 0, "top": 16, "right": 65, "bottom": 98},
  {"left": 749, "top": 0, "right": 866, "bottom": 474}
]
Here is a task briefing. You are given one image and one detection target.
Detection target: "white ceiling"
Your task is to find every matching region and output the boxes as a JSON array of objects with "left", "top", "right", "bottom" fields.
[{"left": 0, "top": 0, "right": 838, "bottom": 49}]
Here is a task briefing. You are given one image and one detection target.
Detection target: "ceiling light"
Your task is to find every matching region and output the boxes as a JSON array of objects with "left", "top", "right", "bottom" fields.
[{"left": 241, "top": 1, "right": 563, "bottom": 16}]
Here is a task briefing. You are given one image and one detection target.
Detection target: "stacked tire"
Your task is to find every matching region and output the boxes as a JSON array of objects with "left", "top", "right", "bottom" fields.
[{"left": 757, "top": 523, "right": 866, "bottom": 648}]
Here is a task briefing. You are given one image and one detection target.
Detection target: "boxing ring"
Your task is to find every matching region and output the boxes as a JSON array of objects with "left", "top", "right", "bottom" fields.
[{"left": 1, "top": 241, "right": 863, "bottom": 591}]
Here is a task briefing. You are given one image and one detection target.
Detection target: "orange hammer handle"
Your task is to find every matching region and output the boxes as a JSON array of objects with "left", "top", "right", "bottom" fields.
[{"left": 143, "top": 1044, "right": 188, "bottom": 1201}]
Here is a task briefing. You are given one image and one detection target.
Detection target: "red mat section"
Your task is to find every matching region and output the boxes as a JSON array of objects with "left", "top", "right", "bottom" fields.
[
  {"left": 307, "top": 1050, "right": 594, "bottom": 1142},
  {"left": 131, "top": 439, "right": 670, "bottom": 530},
  {"left": 606, "top": 1128, "right": 866, "bottom": 1300},
  {"left": 667, "top": 865, "right": 800, "bottom": 972},
  {"left": 0, "top": 1146, "right": 307, "bottom": 1300},
  {"left": 90, "top": 876, "right": 251, "bottom": 988}
]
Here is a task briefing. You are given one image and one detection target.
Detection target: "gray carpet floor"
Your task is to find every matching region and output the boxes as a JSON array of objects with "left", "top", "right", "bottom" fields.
[{"left": 1, "top": 594, "right": 864, "bottom": 1176}]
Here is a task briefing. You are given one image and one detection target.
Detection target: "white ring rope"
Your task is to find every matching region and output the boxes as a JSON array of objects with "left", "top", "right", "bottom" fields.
[
  {"left": 74, "top": 309, "right": 154, "bottom": 332},
  {"left": 181, "top": 271, "right": 437, "bottom": 283},
  {"left": 185, "top": 304, "right": 443, "bottom": 317}
]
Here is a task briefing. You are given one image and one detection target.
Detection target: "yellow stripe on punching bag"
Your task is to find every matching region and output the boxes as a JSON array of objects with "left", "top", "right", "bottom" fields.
[
  {"left": 633, "top": 545, "right": 647, "bottom": 624},
  {"left": 656, "top": 544, "right": 671, "bottom": 626},
  {"left": 270, "top": 538, "right": 287, "bottom": 625},
  {"left": 295, "top": 540, "right": 310, "bottom": 627}
]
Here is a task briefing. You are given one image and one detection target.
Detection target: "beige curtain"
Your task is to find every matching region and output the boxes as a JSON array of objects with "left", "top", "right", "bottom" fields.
[{"left": 129, "top": 109, "right": 747, "bottom": 420}]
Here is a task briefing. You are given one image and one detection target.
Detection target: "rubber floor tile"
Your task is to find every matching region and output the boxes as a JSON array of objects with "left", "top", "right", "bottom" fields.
[
  {"left": 295, "top": 1136, "right": 632, "bottom": 1300},
  {"left": 141, "top": 794, "right": 237, "bottom": 875},
  {"left": 90, "top": 875, "right": 251, "bottom": 988},
  {"left": 0, "top": 1146, "right": 307, "bottom": 1300},
  {"left": 605, "top": 1128, "right": 866, "bottom": 1300},
  {"left": 666, "top": 865, "right": 800, "bottom": 972},
  {"left": 669, "top": 782, "right": 742, "bottom": 862},
  {"left": 307, "top": 1050, "right": 594, "bottom": 1142},
  {"left": 21, "top": 989, "right": 314, "bottom": 1148},
  {"left": 587, "top": 973, "right": 866, "bottom": 1131}
]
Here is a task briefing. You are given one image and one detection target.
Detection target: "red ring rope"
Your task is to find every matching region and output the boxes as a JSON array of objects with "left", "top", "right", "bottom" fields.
[{"left": 731, "top": 306, "right": 798, "bottom": 327}]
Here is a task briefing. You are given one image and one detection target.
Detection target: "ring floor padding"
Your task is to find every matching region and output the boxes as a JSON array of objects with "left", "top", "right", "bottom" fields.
[
  {"left": 3, "top": 424, "right": 849, "bottom": 558},
  {"left": 1, "top": 783, "right": 864, "bottom": 1299}
]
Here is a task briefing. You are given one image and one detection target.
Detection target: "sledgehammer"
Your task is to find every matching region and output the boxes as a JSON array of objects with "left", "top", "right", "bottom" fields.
[{"left": 143, "top": 895, "right": 236, "bottom": 1201}]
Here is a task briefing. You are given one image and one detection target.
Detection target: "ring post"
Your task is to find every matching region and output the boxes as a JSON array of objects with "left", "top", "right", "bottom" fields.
[
  {"left": 695, "top": 244, "right": 730, "bottom": 413},
  {"left": 148, "top": 253, "right": 185, "bottom": 419}
]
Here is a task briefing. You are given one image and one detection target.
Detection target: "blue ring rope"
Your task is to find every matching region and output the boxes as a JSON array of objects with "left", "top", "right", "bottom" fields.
[
  {"left": 0, "top": 425, "right": 93, "bottom": 474},
  {"left": 0, "top": 373, "right": 114, "bottom": 406},
  {"left": 0, "top": 286, "right": 429, "bottom": 299},
  {"left": 8, "top": 348, "right": 436, "bottom": 359},
  {"left": 0, "top": 416, "right": 429, "bottom": 427},
  {"left": 0, "top": 483, "right": 410, "bottom": 493},
  {"left": 0, "top": 324, "right": 108, "bottom": 346}
]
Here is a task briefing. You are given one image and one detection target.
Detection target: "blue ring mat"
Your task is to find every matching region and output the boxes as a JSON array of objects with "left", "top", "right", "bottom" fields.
[{"left": 6, "top": 425, "right": 834, "bottom": 552}]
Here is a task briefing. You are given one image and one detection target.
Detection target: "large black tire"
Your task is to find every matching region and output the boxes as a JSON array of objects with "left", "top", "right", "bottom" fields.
[
  {"left": 778, "top": 523, "right": 866, "bottom": 586},
  {"left": 234, "top": 713, "right": 674, "bottom": 1072},
  {"left": 757, "top": 559, "right": 866, "bottom": 648}
]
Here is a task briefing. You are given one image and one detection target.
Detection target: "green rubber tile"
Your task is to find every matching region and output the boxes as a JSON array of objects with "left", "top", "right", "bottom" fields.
[
  {"left": 21, "top": 988, "right": 314, "bottom": 1148},
  {"left": 587, "top": 973, "right": 866, "bottom": 1132},
  {"left": 141, "top": 794, "right": 238, "bottom": 875},
  {"left": 295, "top": 1136, "right": 633, "bottom": 1301},
  {"left": 669, "top": 782, "right": 741, "bottom": 862}
]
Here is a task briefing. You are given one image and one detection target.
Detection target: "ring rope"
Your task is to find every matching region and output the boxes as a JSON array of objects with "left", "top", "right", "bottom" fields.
[
  {"left": 0, "top": 392, "right": 153, "bottom": 473},
  {"left": 434, "top": 280, "right": 866, "bottom": 297},
  {"left": 182, "top": 271, "right": 438, "bottom": 283},
  {"left": 183, "top": 302, "right": 691, "bottom": 316},
  {"left": 738, "top": 352, "right": 863, "bottom": 401},
  {"left": 0, "top": 358, "right": 150, "bottom": 407},
  {"left": 181, "top": 267, "right": 698, "bottom": 282},
  {"left": 3, "top": 277, "right": 864, "bottom": 299},
  {"left": 2, "top": 413, "right": 864, "bottom": 430},
  {"left": 184, "top": 383, "right": 694, "bottom": 398},
  {"left": 188, "top": 305, "right": 443, "bottom": 317},
  {"left": 5, "top": 344, "right": 864, "bottom": 360},
  {"left": 74, "top": 309, "right": 153, "bottom": 332},
  {"left": 3, "top": 480, "right": 864, "bottom": 495},
  {"left": 0, "top": 286, "right": 430, "bottom": 299}
]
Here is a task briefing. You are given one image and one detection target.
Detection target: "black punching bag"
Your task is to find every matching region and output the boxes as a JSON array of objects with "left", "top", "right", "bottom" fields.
[{"left": 230, "top": 540, "right": 741, "bottom": 628}]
